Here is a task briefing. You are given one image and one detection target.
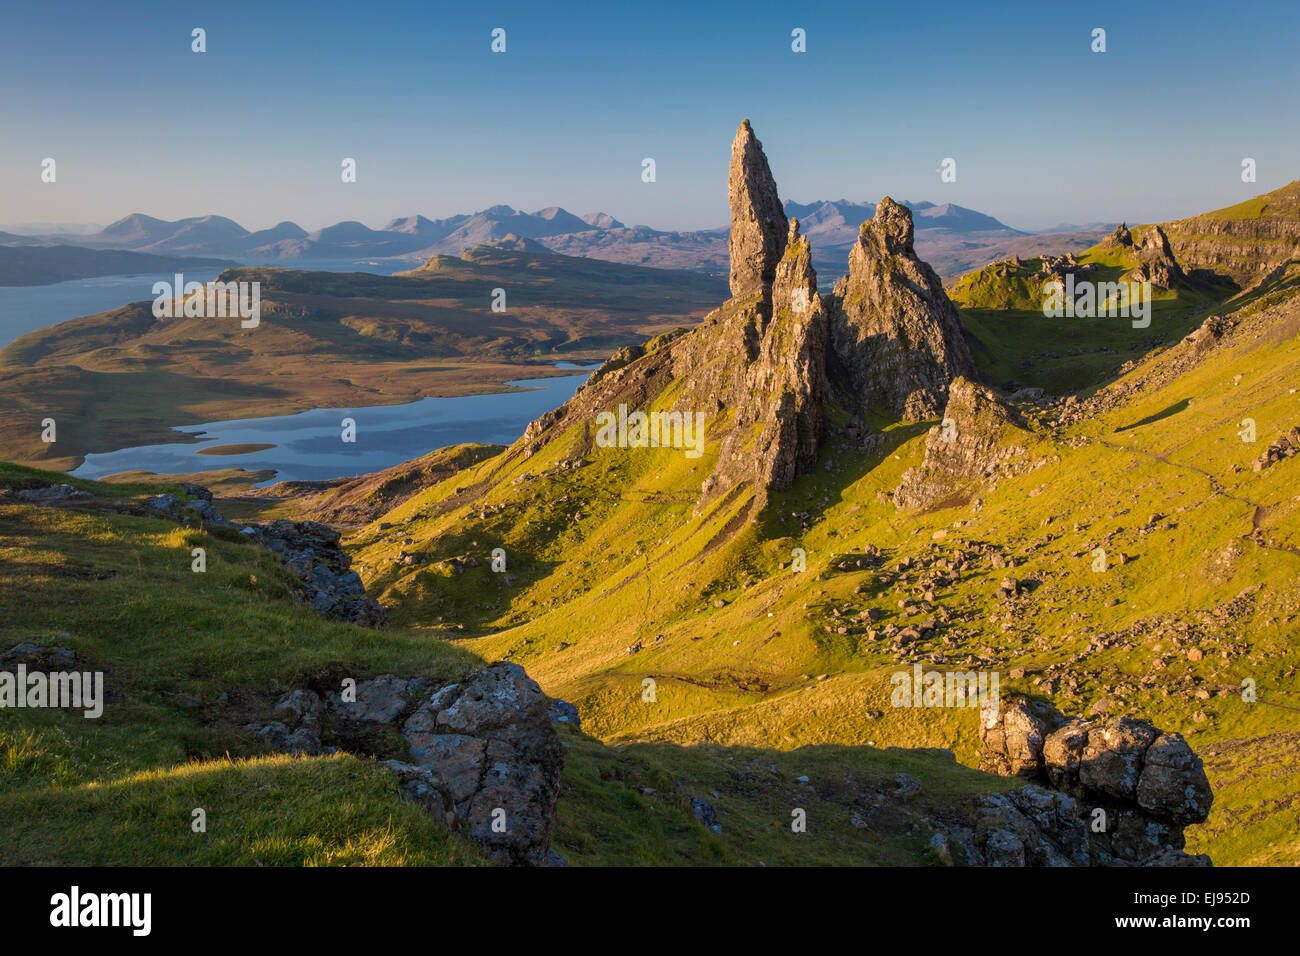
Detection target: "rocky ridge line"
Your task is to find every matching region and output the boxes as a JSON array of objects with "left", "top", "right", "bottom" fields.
[{"left": 517, "top": 120, "right": 978, "bottom": 505}]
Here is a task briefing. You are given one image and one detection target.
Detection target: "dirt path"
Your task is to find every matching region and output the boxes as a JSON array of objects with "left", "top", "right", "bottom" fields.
[{"left": 1095, "top": 438, "right": 1300, "bottom": 559}]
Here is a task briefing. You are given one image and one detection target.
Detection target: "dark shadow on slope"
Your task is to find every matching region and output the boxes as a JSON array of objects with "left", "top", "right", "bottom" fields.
[
  {"left": 756, "top": 416, "right": 932, "bottom": 541},
  {"left": 1114, "top": 398, "right": 1191, "bottom": 433}
]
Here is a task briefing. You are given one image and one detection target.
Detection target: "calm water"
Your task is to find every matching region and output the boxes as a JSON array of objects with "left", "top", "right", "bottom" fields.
[
  {"left": 71, "top": 369, "right": 594, "bottom": 486},
  {"left": 0, "top": 258, "right": 415, "bottom": 348},
  {"left": 9, "top": 261, "right": 600, "bottom": 485}
]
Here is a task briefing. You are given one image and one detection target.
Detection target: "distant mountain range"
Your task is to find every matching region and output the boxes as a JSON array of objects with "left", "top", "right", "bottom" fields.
[{"left": 1, "top": 201, "right": 1113, "bottom": 279}]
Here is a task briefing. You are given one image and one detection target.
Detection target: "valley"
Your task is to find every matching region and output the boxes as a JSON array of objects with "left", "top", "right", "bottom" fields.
[
  {"left": 0, "top": 241, "right": 725, "bottom": 472},
  {"left": 3, "top": 120, "right": 1298, "bottom": 870}
]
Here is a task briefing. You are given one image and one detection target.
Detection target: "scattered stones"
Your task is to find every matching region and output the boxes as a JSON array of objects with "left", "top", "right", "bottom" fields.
[
  {"left": 690, "top": 796, "right": 720, "bottom": 831},
  {"left": 1253, "top": 424, "right": 1300, "bottom": 472},
  {"left": 0, "top": 642, "right": 78, "bottom": 670},
  {"left": 548, "top": 698, "right": 581, "bottom": 731}
]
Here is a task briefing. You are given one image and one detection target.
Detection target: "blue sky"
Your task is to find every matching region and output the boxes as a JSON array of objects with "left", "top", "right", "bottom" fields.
[{"left": 1, "top": 0, "right": 1297, "bottom": 233}]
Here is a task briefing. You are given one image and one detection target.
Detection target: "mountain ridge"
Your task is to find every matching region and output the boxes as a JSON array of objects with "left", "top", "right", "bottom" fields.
[{"left": 8, "top": 199, "right": 1104, "bottom": 280}]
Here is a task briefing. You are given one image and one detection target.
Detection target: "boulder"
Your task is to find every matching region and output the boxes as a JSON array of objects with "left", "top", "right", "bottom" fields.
[
  {"left": 399, "top": 663, "right": 564, "bottom": 866},
  {"left": 979, "top": 695, "right": 1213, "bottom": 864},
  {"left": 896, "top": 377, "right": 1029, "bottom": 510}
]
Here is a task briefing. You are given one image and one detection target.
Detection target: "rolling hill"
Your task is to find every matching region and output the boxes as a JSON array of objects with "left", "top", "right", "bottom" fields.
[{"left": 0, "top": 241, "right": 726, "bottom": 470}]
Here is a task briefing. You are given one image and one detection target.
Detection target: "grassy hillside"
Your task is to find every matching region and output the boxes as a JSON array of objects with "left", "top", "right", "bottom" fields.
[
  {"left": 342, "top": 265, "right": 1300, "bottom": 866},
  {"left": 1, "top": 462, "right": 1053, "bottom": 866},
  {"left": 951, "top": 245, "right": 1228, "bottom": 394},
  {"left": 0, "top": 463, "right": 486, "bottom": 864}
]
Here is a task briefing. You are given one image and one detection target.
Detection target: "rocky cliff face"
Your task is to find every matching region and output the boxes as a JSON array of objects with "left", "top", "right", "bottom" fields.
[
  {"left": 1125, "top": 224, "right": 1186, "bottom": 289},
  {"left": 518, "top": 121, "right": 976, "bottom": 504},
  {"left": 894, "top": 377, "right": 1030, "bottom": 511},
  {"left": 830, "top": 198, "right": 977, "bottom": 420},
  {"left": 728, "top": 119, "right": 789, "bottom": 302},
  {"left": 679, "top": 216, "right": 830, "bottom": 500},
  {"left": 1162, "top": 179, "right": 1300, "bottom": 287}
]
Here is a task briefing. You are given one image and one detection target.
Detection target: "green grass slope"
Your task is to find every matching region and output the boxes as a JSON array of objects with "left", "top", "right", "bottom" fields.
[
  {"left": 951, "top": 246, "right": 1228, "bottom": 394},
  {"left": 0, "top": 462, "right": 1054, "bottom": 867},
  {"left": 0, "top": 464, "right": 485, "bottom": 864},
  {"left": 347, "top": 274, "right": 1300, "bottom": 866}
]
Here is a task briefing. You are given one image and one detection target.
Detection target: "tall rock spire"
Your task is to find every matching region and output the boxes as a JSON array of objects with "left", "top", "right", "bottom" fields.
[{"left": 727, "top": 119, "right": 788, "bottom": 302}]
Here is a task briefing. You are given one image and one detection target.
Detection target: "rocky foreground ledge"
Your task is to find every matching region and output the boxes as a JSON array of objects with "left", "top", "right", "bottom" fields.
[
  {"left": 978, "top": 696, "right": 1213, "bottom": 865},
  {"left": 3, "top": 476, "right": 568, "bottom": 866},
  {"left": 141, "top": 486, "right": 390, "bottom": 626},
  {"left": 255, "top": 663, "right": 566, "bottom": 866}
]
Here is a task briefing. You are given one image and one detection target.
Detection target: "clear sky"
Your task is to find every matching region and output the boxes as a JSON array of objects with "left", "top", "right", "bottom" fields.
[{"left": 1, "top": 0, "right": 1296, "bottom": 233}]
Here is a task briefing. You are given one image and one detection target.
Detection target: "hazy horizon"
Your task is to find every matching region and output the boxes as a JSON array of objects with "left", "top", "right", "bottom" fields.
[{"left": 0, "top": 197, "right": 1119, "bottom": 239}]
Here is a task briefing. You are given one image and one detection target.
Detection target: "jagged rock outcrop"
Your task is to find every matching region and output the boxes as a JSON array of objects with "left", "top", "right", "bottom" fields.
[
  {"left": 1105, "top": 222, "right": 1133, "bottom": 248},
  {"left": 393, "top": 663, "right": 564, "bottom": 866},
  {"left": 830, "top": 197, "right": 976, "bottom": 419},
  {"left": 13, "top": 483, "right": 87, "bottom": 504},
  {"left": 515, "top": 121, "right": 977, "bottom": 505},
  {"left": 703, "top": 218, "right": 829, "bottom": 496},
  {"left": 1183, "top": 312, "right": 1236, "bottom": 351},
  {"left": 979, "top": 697, "right": 1213, "bottom": 865},
  {"left": 728, "top": 119, "right": 788, "bottom": 301},
  {"left": 1253, "top": 423, "right": 1300, "bottom": 471},
  {"left": 145, "top": 491, "right": 230, "bottom": 526},
  {"left": 253, "top": 663, "right": 565, "bottom": 866},
  {"left": 240, "top": 519, "right": 388, "bottom": 626},
  {"left": 1126, "top": 224, "right": 1186, "bottom": 289},
  {"left": 894, "top": 376, "right": 1029, "bottom": 510}
]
